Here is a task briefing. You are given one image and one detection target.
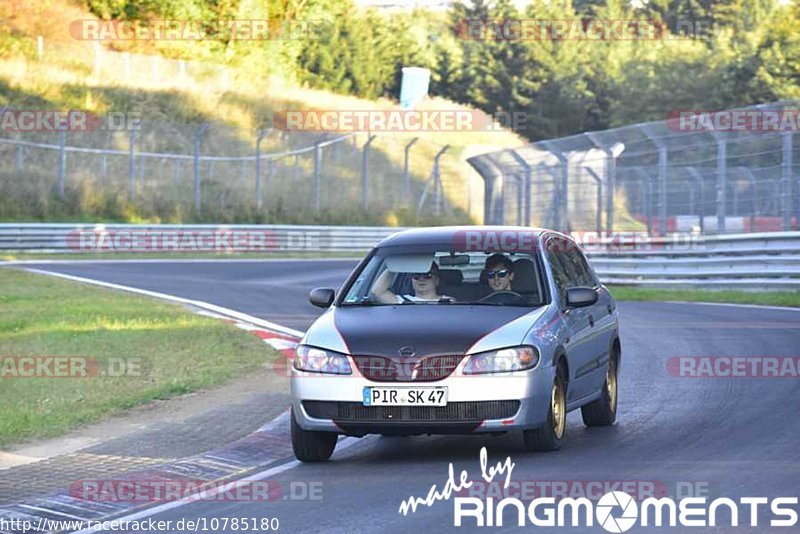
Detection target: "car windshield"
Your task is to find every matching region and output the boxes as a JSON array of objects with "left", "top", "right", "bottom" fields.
[{"left": 341, "top": 248, "right": 545, "bottom": 307}]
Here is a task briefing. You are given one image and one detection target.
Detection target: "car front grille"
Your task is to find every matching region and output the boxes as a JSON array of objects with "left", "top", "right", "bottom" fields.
[
  {"left": 303, "top": 400, "right": 520, "bottom": 423},
  {"left": 351, "top": 354, "right": 465, "bottom": 382}
]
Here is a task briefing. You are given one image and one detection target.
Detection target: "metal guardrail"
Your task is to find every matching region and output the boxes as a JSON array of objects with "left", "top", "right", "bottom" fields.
[{"left": 1, "top": 224, "right": 799, "bottom": 290}]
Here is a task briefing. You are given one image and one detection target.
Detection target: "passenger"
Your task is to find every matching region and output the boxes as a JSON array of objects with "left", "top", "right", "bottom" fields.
[
  {"left": 372, "top": 262, "right": 449, "bottom": 303},
  {"left": 484, "top": 253, "right": 515, "bottom": 292}
]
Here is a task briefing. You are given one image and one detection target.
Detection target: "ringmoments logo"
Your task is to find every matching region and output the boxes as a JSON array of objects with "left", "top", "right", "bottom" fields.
[
  {"left": 596, "top": 491, "right": 638, "bottom": 532},
  {"left": 397, "top": 447, "right": 800, "bottom": 530}
]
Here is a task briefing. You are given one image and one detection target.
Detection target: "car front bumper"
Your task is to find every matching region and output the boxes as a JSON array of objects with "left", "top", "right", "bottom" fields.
[{"left": 290, "top": 362, "right": 554, "bottom": 436}]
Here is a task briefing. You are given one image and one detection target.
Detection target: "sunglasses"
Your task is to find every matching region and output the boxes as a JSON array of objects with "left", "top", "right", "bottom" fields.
[
  {"left": 486, "top": 269, "right": 510, "bottom": 279},
  {"left": 412, "top": 272, "right": 435, "bottom": 280}
]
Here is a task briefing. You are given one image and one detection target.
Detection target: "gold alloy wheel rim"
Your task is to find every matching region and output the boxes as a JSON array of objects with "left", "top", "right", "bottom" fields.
[
  {"left": 552, "top": 377, "right": 566, "bottom": 439},
  {"left": 607, "top": 359, "right": 618, "bottom": 413}
]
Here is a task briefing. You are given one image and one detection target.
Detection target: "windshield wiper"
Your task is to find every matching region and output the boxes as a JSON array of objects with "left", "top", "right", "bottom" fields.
[{"left": 342, "top": 296, "right": 379, "bottom": 306}]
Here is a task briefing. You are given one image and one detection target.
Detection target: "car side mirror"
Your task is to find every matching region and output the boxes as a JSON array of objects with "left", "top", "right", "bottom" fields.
[
  {"left": 309, "top": 288, "right": 335, "bottom": 308},
  {"left": 566, "top": 287, "right": 598, "bottom": 308}
]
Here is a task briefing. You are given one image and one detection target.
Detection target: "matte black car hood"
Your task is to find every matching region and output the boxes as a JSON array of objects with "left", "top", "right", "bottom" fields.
[{"left": 332, "top": 305, "right": 533, "bottom": 356}]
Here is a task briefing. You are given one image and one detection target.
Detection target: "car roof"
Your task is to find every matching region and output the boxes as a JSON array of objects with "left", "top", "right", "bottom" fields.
[{"left": 375, "top": 226, "right": 554, "bottom": 248}]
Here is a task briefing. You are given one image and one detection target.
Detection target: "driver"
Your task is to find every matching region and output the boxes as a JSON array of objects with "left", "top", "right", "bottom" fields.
[
  {"left": 484, "top": 253, "right": 515, "bottom": 292},
  {"left": 372, "top": 262, "right": 450, "bottom": 304}
]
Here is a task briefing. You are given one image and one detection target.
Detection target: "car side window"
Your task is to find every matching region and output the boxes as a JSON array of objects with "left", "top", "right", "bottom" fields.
[
  {"left": 547, "top": 236, "right": 598, "bottom": 296},
  {"left": 563, "top": 242, "right": 596, "bottom": 288},
  {"left": 545, "top": 238, "right": 571, "bottom": 305},
  {"left": 573, "top": 249, "right": 599, "bottom": 288}
]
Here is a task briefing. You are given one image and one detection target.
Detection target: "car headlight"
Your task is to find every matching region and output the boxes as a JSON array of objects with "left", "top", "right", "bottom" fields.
[
  {"left": 293, "top": 345, "right": 352, "bottom": 375},
  {"left": 462, "top": 346, "right": 539, "bottom": 375}
]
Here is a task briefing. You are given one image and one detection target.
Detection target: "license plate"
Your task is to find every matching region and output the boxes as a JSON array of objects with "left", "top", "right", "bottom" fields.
[{"left": 362, "top": 386, "right": 448, "bottom": 406}]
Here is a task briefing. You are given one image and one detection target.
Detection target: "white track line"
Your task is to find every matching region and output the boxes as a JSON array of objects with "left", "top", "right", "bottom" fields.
[
  {"left": 69, "top": 436, "right": 360, "bottom": 534},
  {"left": 23, "top": 268, "right": 305, "bottom": 339}
]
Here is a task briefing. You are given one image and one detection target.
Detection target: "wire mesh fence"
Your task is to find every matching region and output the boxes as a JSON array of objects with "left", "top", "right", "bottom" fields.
[
  {"left": 468, "top": 102, "right": 800, "bottom": 235},
  {"left": 0, "top": 120, "right": 462, "bottom": 222}
]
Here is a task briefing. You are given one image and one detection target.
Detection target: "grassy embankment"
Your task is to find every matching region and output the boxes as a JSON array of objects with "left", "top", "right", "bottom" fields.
[{"left": 0, "top": 0, "right": 527, "bottom": 226}]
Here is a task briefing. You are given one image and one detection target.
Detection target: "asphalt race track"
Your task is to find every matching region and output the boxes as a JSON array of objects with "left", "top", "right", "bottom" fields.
[{"left": 18, "top": 260, "right": 800, "bottom": 533}]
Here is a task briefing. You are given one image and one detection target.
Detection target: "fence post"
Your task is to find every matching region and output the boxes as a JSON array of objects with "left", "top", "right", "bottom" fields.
[
  {"left": 193, "top": 124, "right": 210, "bottom": 211},
  {"left": 58, "top": 130, "right": 66, "bottom": 200},
  {"left": 737, "top": 168, "right": 757, "bottom": 231},
  {"left": 509, "top": 150, "right": 532, "bottom": 227},
  {"left": 314, "top": 141, "right": 322, "bottom": 213},
  {"left": 782, "top": 131, "right": 793, "bottom": 231},
  {"left": 255, "top": 128, "right": 270, "bottom": 209},
  {"left": 361, "top": 135, "right": 377, "bottom": 210},
  {"left": 403, "top": 137, "right": 419, "bottom": 205},
  {"left": 606, "top": 155, "right": 616, "bottom": 233},
  {"left": 432, "top": 145, "right": 450, "bottom": 217},
  {"left": 542, "top": 141, "right": 570, "bottom": 232},
  {"left": 657, "top": 146, "right": 668, "bottom": 235},
  {"left": 685, "top": 166, "right": 706, "bottom": 233},
  {"left": 584, "top": 167, "right": 604, "bottom": 233},
  {"left": 638, "top": 126, "right": 668, "bottom": 236},
  {"left": 128, "top": 129, "right": 136, "bottom": 199},
  {"left": 715, "top": 137, "right": 727, "bottom": 233},
  {"left": 586, "top": 135, "right": 624, "bottom": 233},
  {"left": 634, "top": 168, "right": 654, "bottom": 235}
]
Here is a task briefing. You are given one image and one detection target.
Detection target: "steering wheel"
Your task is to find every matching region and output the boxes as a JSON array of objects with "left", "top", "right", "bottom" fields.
[{"left": 477, "top": 290, "right": 523, "bottom": 304}]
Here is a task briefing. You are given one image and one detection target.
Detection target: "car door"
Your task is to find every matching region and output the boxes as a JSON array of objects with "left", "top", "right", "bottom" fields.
[
  {"left": 545, "top": 236, "right": 596, "bottom": 402},
  {"left": 566, "top": 243, "right": 616, "bottom": 395}
]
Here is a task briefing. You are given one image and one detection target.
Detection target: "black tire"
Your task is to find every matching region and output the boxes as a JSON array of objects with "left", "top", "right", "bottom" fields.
[
  {"left": 581, "top": 351, "right": 619, "bottom": 427},
  {"left": 523, "top": 365, "right": 567, "bottom": 452},
  {"left": 291, "top": 408, "right": 338, "bottom": 462}
]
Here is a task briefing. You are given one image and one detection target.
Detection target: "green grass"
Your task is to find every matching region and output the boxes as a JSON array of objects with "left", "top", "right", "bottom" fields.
[
  {"left": 608, "top": 286, "right": 800, "bottom": 308},
  {"left": 0, "top": 267, "right": 280, "bottom": 447}
]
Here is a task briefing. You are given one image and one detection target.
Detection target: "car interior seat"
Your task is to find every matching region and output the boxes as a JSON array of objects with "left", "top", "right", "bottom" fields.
[{"left": 510, "top": 258, "right": 541, "bottom": 304}]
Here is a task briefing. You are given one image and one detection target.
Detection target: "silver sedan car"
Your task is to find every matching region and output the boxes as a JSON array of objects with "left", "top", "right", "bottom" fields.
[{"left": 291, "top": 226, "right": 621, "bottom": 461}]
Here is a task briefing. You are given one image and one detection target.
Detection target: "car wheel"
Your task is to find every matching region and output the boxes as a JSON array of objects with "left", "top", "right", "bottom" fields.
[
  {"left": 581, "top": 351, "right": 618, "bottom": 427},
  {"left": 291, "top": 408, "right": 338, "bottom": 462},
  {"left": 523, "top": 366, "right": 567, "bottom": 452}
]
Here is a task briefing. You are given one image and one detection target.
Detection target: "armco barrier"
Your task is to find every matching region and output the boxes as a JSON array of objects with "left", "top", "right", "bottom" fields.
[{"left": 1, "top": 224, "right": 799, "bottom": 290}]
